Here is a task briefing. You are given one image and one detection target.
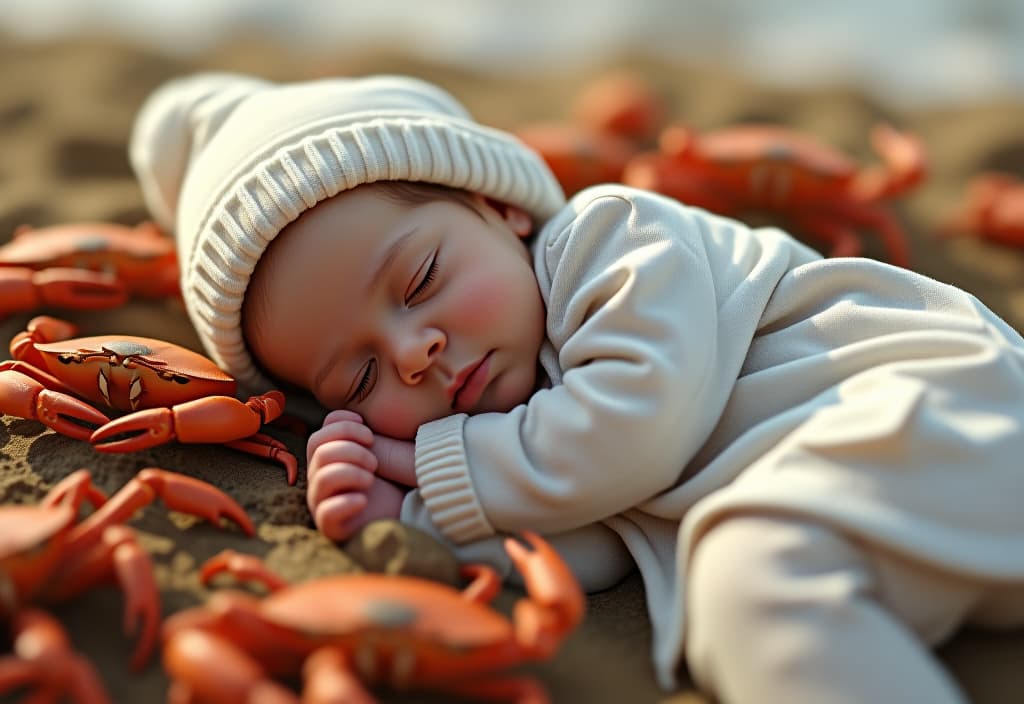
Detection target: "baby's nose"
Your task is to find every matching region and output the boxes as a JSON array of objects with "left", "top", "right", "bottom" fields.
[{"left": 395, "top": 327, "right": 446, "bottom": 385}]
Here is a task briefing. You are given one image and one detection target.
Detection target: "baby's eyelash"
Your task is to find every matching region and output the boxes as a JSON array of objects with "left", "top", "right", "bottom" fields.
[
  {"left": 351, "top": 359, "right": 377, "bottom": 403},
  {"left": 407, "top": 254, "right": 438, "bottom": 302}
]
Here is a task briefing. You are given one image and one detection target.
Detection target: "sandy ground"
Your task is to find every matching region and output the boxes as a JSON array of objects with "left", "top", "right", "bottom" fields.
[{"left": 1, "top": 36, "right": 1024, "bottom": 703}]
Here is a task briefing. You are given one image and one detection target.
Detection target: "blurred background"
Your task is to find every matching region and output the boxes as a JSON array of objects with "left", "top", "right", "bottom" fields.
[
  {"left": 1, "top": 0, "right": 1024, "bottom": 341},
  {"left": 3, "top": 0, "right": 1024, "bottom": 110}
]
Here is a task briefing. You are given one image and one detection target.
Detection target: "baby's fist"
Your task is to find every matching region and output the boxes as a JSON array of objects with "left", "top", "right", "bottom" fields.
[{"left": 305, "top": 409, "right": 405, "bottom": 540}]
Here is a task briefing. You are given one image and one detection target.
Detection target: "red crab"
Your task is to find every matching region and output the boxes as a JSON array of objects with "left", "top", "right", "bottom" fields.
[
  {"left": 161, "top": 531, "right": 585, "bottom": 703},
  {"left": 0, "top": 467, "right": 253, "bottom": 703},
  {"left": 0, "top": 221, "right": 179, "bottom": 316},
  {"left": 939, "top": 171, "right": 1024, "bottom": 248},
  {"left": 0, "top": 316, "right": 298, "bottom": 484},
  {"left": 622, "top": 123, "right": 927, "bottom": 267}
]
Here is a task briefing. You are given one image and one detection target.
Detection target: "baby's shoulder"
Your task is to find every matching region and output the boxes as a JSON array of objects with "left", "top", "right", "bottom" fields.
[
  {"left": 535, "top": 184, "right": 696, "bottom": 251},
  {"left": 567, "top": 183, "right": 687, "bottom": 219}
]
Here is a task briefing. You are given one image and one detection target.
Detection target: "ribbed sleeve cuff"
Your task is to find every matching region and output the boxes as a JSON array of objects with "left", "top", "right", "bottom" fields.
[{"left": 414, "top": 413, "right": 495, "bottom": 543}]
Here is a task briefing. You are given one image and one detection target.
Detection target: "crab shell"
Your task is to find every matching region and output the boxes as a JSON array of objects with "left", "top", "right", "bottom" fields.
[
  {"left": 1, "top": 222, "right": 177, "bottom": 296},
  {"left": 664, "top": 125, "right": 861, "bottom": 199},
  {"left": 243, "top": 574, "right": 516, "bottom": 681},
  {"left": 33, "top": 335, "right": 235, "bottom": 413}
]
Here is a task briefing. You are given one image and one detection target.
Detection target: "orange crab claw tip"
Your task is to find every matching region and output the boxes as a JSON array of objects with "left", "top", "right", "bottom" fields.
[
  {"left": 223, "top": 509, "right": 256, "bottom": 538},
  {"left": 282, "top": 454, "right": 298, "bottom": 486},
  {"left": 503, "top": 536, "right": 533, "bottom": 563},
  {"left": 36, "top": 390, "right": 111, "bottom": 439},
  {"left": 198, "top": 553, "right": 235, "bottom": 584},
  {"left": 506, "top": 530, "right": 545, "bottom": 556}
]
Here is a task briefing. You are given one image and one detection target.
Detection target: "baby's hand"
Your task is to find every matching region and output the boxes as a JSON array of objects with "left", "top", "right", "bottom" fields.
[{"left": 306, "top": 410, "right": 407, "bottom": 541}]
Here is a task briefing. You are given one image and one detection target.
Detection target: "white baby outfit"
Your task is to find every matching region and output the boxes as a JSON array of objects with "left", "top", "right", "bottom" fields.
[{"left": 404, "top": 185, "right": 1024, "bottom": 702}]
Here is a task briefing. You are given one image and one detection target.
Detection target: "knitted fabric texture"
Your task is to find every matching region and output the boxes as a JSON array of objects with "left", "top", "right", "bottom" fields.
[{"left": 130, "top": 72, "right": 565, "bottom": 397}]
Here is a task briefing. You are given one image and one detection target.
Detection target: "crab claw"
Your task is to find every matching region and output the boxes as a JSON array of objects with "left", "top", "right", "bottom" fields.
[
  {"left": 133, "top": 468, "right": 255, "bottom": 537},
  {"left": 35, "top": 390, "right": 112, "bottom": 439},
  {"left": 33, "top": 267, "right": 130, "bottom": 309},
  {"left": 0, "top": 267, "right": 128, "bottom": 317},
  {"left": 505, "top": 531, "right": 585, "bottom": 658},
  {"left": 89, "top": 407, "right": 176, "bottom": 452},
  {"left": 77, "top": 468, "right": 255, "bottom": 541},
  {"left": 199, "top": 550, "right": 289, "bottom": 592},
  {"left": 9, "top": 315, "right": 80, "bottom": 362},
  {"left": 90, "top": 398, "right": 298, "bottom": 484},
  {"left": 852, "top": 124, "right": 927, "bottom": 202},
  {"left": 0, "top": 369, "right": 110, "bottom": 440}
]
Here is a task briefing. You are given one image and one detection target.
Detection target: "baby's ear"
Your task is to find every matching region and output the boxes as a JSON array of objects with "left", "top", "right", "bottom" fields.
[
  {"left": 504, "top": 205, "right": 533, "bottom": 237},
  {"left": 477, "top": 195, "right": 533, "bottom": 237}
]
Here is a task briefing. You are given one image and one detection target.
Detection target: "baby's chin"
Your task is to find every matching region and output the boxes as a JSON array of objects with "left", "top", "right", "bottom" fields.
[{"left": 480, "top": 371, "right": 537, "bottom": 415}]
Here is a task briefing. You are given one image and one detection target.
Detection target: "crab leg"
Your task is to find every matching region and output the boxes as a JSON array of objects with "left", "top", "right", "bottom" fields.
[
  {"left": 0, "top": 363, "right": 111, "bottom": 440},
  {"left": 66, "top": 468, "right": 254, "bottom": 548},
  {"left": 164, "top": 629, "right": 300, "bottom": 704},
  {"left": 199, "top": 549, "right": 289, "bottom": 592},
  {"left": 223, "top": 436, "right": 299, "bottom": 485},
  {"left": 40, "top": 468, "right": 108, "bottom": 512},
  {"left": 0, "top": 267, "right": 128, "bottom": 316},
  {"left": 163, "top": 598, "right": 304, "bottom": 704},
  {"left": 830, "top": 201, "right": 913, "bottom": 268},
  {"left": 43, "top": 470, "right": 251, "bottom": 669},
  {"left": 0, "top": 609, "right": 111, "bottom": 704},
  {"left": 460, "top": 563, "right": 502, "bottom": 604},
  {"left": 851, "top": 124, "right": 926, "bottom": 202},
  {"left": 44, "top": 525, "right": 161, "bottom": 671},
  {"left": 90, "top": 393, "right": 298, "bottom": 484},
  {"left": 303, "top": 647, "right": 376, "bottom": 704},
  {"left": 9, "top": 315, "right": 80, "bottom": 363}
]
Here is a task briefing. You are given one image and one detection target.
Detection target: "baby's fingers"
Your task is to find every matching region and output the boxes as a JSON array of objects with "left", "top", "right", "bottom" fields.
[
  {"left": 308, "top": 463, "right": 375, "bottom": 514},
  {"left": 314, "top": 492, "right": 369, "bottom": 542},
  {"left": 307, "top": 414, "right": 373, "bottom": 460},
  {"left": 323, "top": 409, "right": 363, "bottom": 426},
  {"left": 308, "top": 439, "right": 378, "bottom": 482}
]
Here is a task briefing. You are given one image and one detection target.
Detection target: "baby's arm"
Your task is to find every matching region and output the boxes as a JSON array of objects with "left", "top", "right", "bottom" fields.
[
  {"left": 409, "top": 188, "right": 808, "bottom": 544},
  {"left": 306, "top": 410, "right": 634, "bottom": 590},
  {"left": 306, "top": 410, "right": 414, "bottom": 541}
]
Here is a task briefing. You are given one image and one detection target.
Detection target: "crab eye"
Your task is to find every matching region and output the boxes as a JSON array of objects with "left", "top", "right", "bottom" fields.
[{"left": 157, "top": 370, "right": 190, "bottom": 384}]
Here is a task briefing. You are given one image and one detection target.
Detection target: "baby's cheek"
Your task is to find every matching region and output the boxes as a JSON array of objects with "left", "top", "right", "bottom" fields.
[
  {"left": 455, "top": 277, "right": 509, "bottom": 323},
  {"left": 366, "top": 399, "right": 425, "bottom": 441}
]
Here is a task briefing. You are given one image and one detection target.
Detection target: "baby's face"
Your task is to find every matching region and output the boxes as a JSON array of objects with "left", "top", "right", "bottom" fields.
[{"left": 246, "top": 183, "right": 546, "bottom": 440}]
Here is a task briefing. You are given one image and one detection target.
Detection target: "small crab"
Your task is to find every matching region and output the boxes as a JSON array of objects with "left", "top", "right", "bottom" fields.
[
  {"left": 0, "top": 468, "right": 253, "bottom": 703},
  {"left": 162, "top": 531, "right": 585, "bottom": 703},
  {"left": 515, "top": 122, "right": 639, "bottom": 197},
  {"left": 515, "top": 71, "right": 666, "bottom": 196},
  {"left": 622, "top": 123, "right": 927, "bottom": 267},
  {"left": 0, "top": 221, "right": 179, "bottom": 316},
  {"left": 0, "top": 316, "right": 298, "bottom": 484},
  {"left": 939, "top": 171, "right": 1024, "bottom": 248}
]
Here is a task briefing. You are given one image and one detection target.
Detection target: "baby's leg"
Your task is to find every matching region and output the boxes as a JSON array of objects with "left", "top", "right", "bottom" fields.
[{"left": 686, "top": 515, "right": 978, "bottom": 704}]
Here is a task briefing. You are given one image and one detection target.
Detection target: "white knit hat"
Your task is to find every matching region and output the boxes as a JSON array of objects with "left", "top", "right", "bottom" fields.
[{"left": 129, "top": 72, "right": 565, "bottom": 400}]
